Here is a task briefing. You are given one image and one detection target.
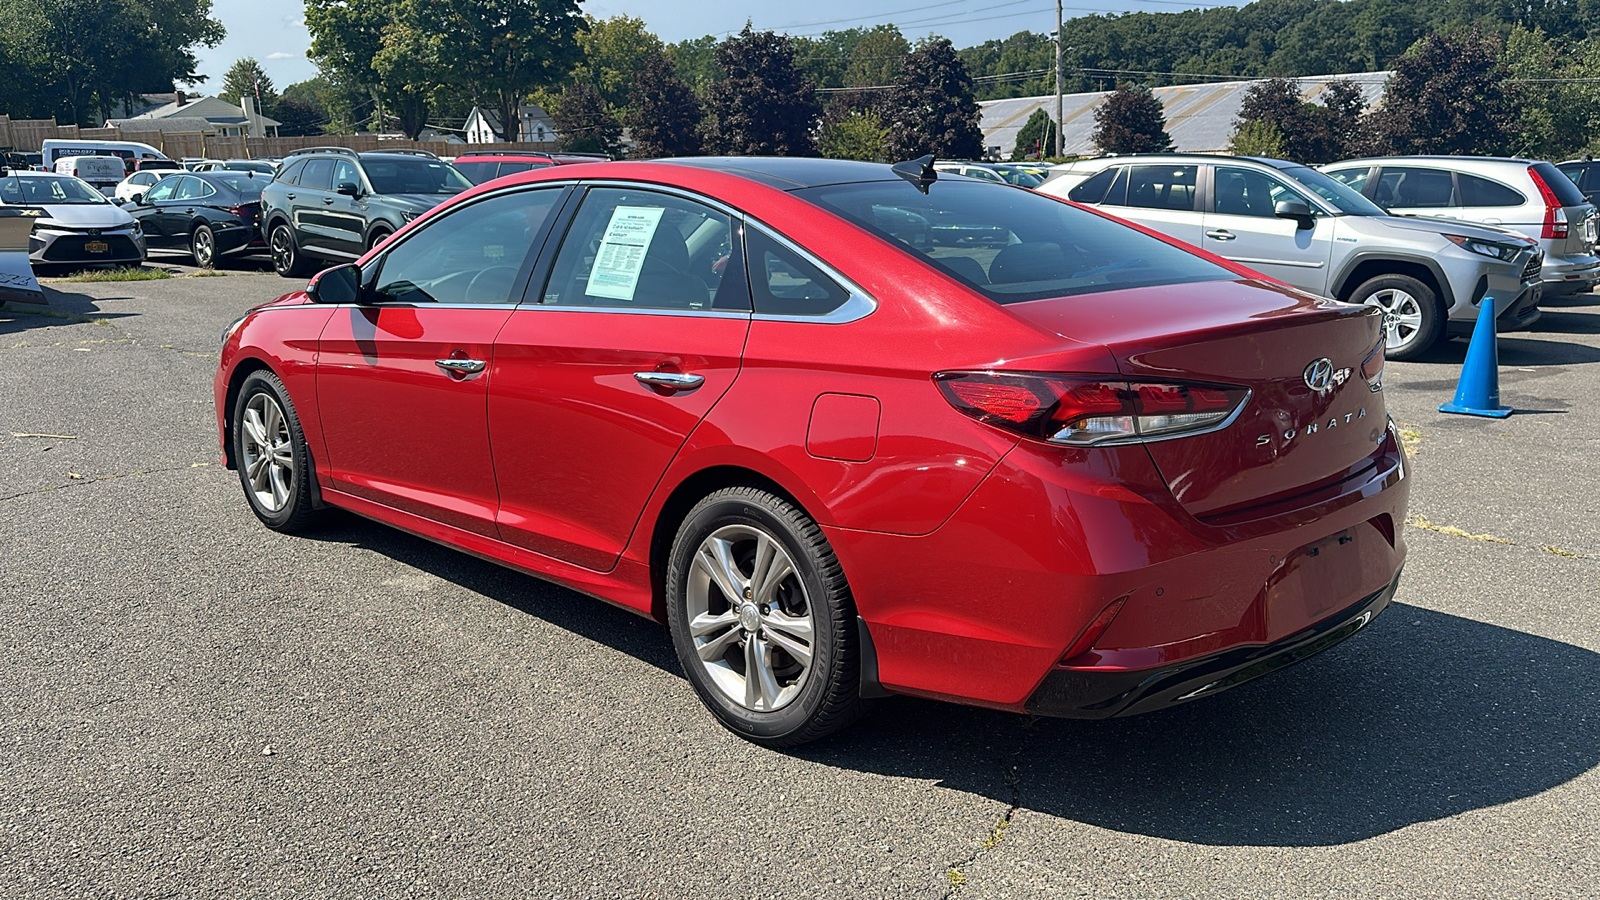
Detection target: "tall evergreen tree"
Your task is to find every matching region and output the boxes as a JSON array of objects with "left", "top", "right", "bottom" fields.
[
  {"left": 624, "top": 52, "right": 703, "bottom": 158},
  {"left": 703, "top": 25, "right": 820, "bottom": 156},
  {"left": 219, "top": 57, "right": 277, "bottom": 114},
  {"left": 1011, "top": 108, "right": 1058, "bottom": 160},
  {"left": 1092, "top": 83, "right": 1174, "bottom": 155},
  {"left": 1365, "top": 28, "right": 1518, "bottom": 156},
  {"left": 885, "top": 37, "right": 983, "bottom": 160}
]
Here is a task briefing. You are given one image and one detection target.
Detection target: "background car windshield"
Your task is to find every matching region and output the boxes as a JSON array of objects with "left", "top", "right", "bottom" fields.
[
  {"left": 213, "top": 174, "right": 265, "bottom": 197},
  {"left": 362, "top": 158, "right": 471, "bottom": 195},
  {"left": 0, "top": 175, "right": 108, "bottom": 205},
  {"left": 1280, "top": 166, "right": 1386, "bottom": 216},
  {"left": 796, "top": 180, "right": 1234, "bottom": 304}
]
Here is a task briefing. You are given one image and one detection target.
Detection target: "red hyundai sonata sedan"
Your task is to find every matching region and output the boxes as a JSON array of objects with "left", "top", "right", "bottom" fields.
[{"left": 214, "top": 157, "right": 1408, "bottom": 746}]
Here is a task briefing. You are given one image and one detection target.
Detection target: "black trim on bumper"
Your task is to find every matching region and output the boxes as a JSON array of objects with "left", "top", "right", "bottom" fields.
[{"left": 1025, "top": 572, "right": 1400, "bottom": 719}]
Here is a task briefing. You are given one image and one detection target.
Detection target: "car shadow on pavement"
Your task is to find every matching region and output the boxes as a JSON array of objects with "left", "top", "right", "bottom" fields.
[
  {"left": 293, "top": 517, "right": 1600, "bottom": 848},
  {"left": 1530, "top": 309, "right": 1600, "bottom": 335},
  {"left": 803, "top": 603, "right": 1600, "bottom": 847},
  {"left": 0, "top": 288, "right": 138, "bottom": 338},
  {"left": 1416, "top": 335, "right": 1600, "bottom": 366}
]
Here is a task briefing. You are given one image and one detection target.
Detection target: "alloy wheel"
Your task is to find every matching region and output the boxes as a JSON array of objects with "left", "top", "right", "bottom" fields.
[
  {"left": 1363, "top": 287, "right": 1424, "bottom": 351},
  {"left": 270, "top": 227, "right": 294, "bottom": 274},
  {"left": 684, "top": 524, "right": 816, "bottom": 712},
  {"left": 192, "top": 228, "right": 214, "bottom": 267},
  {"left": 240, "top": 392, "right": 294, "bottom": 512}
]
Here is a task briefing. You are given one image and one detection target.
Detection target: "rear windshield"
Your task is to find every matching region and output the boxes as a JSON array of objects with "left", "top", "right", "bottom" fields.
[
  {"left": 362, "top": 157, "right": 471, "bottom": 195},
  {"left": 0, "top": 175, "right": 108, "bottom": 205},
  {"left": 794, "top": 180, "right": 1234, "bottom": 304},
  {"left": 212, "top": 173, "right": 265, "bottom": 196},
  {"left": 1531, "top": 161, "right": 1588, "bottom": 207}
]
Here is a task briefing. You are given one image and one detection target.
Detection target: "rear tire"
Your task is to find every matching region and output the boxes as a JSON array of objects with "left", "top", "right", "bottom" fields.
[
  {"left": 269, "top": 223, "right": 314, "bottom": 279},
  {"left": 1349, "top": 273, "right": 1442, "bottom": 361},
  {"left": 231, "top": 370, "right": 323, "bottom": 533},
  {"left": 190, "top": 224, "right": 216, "bottom": 268},
  {"left": 665, "top": 487, "right": 864, "bottom": 748}
]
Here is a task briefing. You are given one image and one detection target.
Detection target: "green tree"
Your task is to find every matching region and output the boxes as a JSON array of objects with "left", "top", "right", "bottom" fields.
[
  {"left": 668, "top": 35, "right": 720, "bottom": 96},
  {"left": 573, "top": 15, "right": 665, "bottom": 115},
  {"left": 550, "top": 81, "right": 620, "bottom": 155},
  {"left": 703, "top": 25, "right": 820, "bottom": 156},
  {"left": 218, "top": 57, "right": 278, "bottom": 115},
  {"left": 1229, "top": 77, "right": 1365, "bottom": 163},
  {"left": 281, "top": 75, "right": 367, "bottom": 135},
  {"left": 306, "top": 0, "right": 419, "bottom": 134},
  {"left": 1228, "top": 118, "right": 1288, "bottom": 157},
  {"left": 842, "top": 26, "right": 909, "bottom": 89},
  {"left": 1365, "top": 28, "right": 1519, "bottom": 156},
  {"left": 623, "top": 52, "right": 703, "bottom": 158},
  {"left": 820, "top": 107, "right": 889, "bottom": 161},
  {"left": 885, "top": 37, "right": 983, "bottom": 160},
  {"left": 1092, "top": 83, "right": 1174, "bottom": 155},
  {"left": 1011, "top": 108, "right": 1058, "bottom": 161}
]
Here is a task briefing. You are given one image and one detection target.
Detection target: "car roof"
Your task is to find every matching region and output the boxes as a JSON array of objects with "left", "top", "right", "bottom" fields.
[
  {"left": 453, "top": 154, "right": 555, "bottom": 163},
  {"left": 656, "top": 157, "right": 902, "bottom": 190},
  {"left": 1326, "top": 155, "right": 1538, "bottom": 166}
]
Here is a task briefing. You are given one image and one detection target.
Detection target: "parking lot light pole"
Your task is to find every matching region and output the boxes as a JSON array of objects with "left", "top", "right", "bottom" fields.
[{"left": 1054, "top": 0, "right": 1064, "bottom": 159}]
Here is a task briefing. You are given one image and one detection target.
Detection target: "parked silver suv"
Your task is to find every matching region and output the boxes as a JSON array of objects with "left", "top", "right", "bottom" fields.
[
  {"left": 1321, "top": 156, "right": 1600, "bottom": 297},
  {"left": 1038, "top": 155, "right": 1543, "bottom": 359}
]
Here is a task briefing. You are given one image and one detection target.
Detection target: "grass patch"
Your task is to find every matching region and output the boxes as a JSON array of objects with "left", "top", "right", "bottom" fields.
[
  {"left": 1541, "top": 545, "right": 1590, "bottom": 559},
  {"left": 1407, "top": 514, "right": 1513, "bottom": 545},
  {"left": 1398, "top": 425, "right": 1422, "bottom": 453},
  {"left": 184, "top": 268, "right": 233, "bottom": 277},
  {"left": 47, "top": 266, "right": 170, "bottom": 283}
]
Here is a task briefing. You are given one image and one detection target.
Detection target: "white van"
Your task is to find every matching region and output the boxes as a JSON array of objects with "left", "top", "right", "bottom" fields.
[
  {"left": 54, "top": 156, "right": 128, "bottom": 195},
  {"left": 40, "top": 139, "right": 168, "bottom": 177}
]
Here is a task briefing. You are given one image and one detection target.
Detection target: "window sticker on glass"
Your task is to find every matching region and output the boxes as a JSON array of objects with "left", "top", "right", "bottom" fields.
[{"left": 588, "top": 205, "right": 665, "bottom": 301}]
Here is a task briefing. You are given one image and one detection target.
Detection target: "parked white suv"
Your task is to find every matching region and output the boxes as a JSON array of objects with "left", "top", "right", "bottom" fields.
[
  {"left": 1038, "top": 155, "right": 1544, "bottom": 359},
  {"left": 1321, "top": 156, "right": 1600, "bottom": 297}
]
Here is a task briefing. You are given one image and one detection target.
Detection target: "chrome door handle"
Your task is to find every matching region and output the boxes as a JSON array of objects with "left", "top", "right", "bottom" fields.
[
  {"left": 435, "top": 358, "right": 487, "bottom": 376},
  {"left": 285, "top": 193, "right": 296, "bottom": 200},
  {"left": 634, "top": 371, "right": 705, "bottom": 391},
  {"left": 323, "top": 197, "right": 335, "bottom": 205},
  {"left": 1204, "top": 229, "right": 1236, "bottom": 241}
]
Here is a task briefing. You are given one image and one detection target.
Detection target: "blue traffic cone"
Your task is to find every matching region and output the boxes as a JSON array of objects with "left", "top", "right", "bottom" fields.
[{"left": 1438, "top": 295, "right": 1512, "bottom": 418}]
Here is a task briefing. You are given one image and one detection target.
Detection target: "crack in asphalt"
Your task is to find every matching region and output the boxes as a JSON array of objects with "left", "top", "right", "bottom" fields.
[
  {"left": 943, "top": 716, "right": 1038, "bottom": 898},
  {"left": 0, "top": 463, "right": 212, "bottom": 503}
]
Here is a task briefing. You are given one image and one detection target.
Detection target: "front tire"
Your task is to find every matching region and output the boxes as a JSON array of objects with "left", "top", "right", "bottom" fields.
[
  {"left": 665, "top": 487, "right": 864, "bottom": 748},
  {"left": 190, "top": 224, "right": 216, "bottom": 268},
  {"left": 269, "top": 223, "right": 314, "bottom": 279},
  {"left": 231, "top": 370, "right": 323, "bottom": 532},
  {"left": 1349, "top": 273, "right": 1442, "bottom": 361}
]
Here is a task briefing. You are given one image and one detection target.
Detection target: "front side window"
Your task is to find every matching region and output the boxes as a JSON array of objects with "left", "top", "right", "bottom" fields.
[
  {"left": 1325, "top": 167, "right": 1370, "bottom": 192},
  {"left": 145, "top": 177, "right": 180, "bottom": 203},
  {"left": 540, "top": 187, "right": 744, "bottom": 311},
  {"left": 797, "top": 179, "right": 1234, "bottom": 305},
  {"left": 370, "top": 188, "right": 563, "bottom": 305},
  {"left": 360, "top": 158, "right": 471, "bottom": 196},
  {"left": 276, "top": 159, "right": 306, "bottom": 186},
  {"left": 332, "top": 160, "right": 361, "bottom": 191},
  {"left": 1067, "top": 167, "right": 1118, "bottom": 204},
  {"left": 299, "top": 158, "right": 335, "bottom": 192},
  {"left": 1125, "top": 165, "right": 1198, "bottom": 211},
  {"left": 1213, "top": 166, "right": 1307, "bottom": 217}
]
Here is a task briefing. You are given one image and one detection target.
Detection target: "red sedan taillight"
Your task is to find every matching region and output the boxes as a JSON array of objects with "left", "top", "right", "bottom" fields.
[
  {"left": 1528, "top": 166, "right": 1569, "bottom": 240},
  {"left": 934, "top": 372, "right": 1250, "bottom": 447}
]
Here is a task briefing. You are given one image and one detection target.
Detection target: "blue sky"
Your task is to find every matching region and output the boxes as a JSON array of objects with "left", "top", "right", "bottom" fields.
[{"left": 193, "top": 0, "right": 1232, "bottom": 91}]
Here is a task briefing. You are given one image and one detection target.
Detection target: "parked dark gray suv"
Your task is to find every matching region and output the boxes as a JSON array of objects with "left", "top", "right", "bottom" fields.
[{"left": 262, "top": 147, "right": 471, "bottom": 278}]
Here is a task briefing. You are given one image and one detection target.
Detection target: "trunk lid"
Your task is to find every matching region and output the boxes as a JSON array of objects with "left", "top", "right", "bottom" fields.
[{"left": 1008, "top": 278, "right": 1388, "bottom": 518}]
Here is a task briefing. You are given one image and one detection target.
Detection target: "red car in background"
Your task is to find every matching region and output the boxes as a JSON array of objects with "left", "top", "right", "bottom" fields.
[
  {"left": 214, "top": 157, "right": 1408, "bottom": 747},
  {"left": 450, "top": 149, "right": 610, "bottom": 185}
]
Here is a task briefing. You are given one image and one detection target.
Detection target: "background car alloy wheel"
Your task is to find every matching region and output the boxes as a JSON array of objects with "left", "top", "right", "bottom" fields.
[
  {"left": 685, "top": 523, "right": 816, "bottom": 712},
  {"left": 270, "top": 224, "right": 312, "bottom": 278},
  {"left": 1351, "top": 273, "right": 1440, "bottom": 361},
  {"left": 191, "top": 225, "right": 215, "bottom": 268},
  {"left": 666, "top": 487, "right": 863, "bottom": 747}
]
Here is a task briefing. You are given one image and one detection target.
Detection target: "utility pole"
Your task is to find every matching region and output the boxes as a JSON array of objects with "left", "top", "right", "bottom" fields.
[{"left": 1054, "top": 0, "right": 1064, "bottom": 158}]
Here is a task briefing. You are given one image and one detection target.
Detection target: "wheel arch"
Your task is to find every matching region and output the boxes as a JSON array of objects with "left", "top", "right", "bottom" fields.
[
  {"left": 1332, "top": 254, "right": 1450, "bottom": 309},
  {"left": 223, "top": 358, "right": 329, "bottom": 508}
]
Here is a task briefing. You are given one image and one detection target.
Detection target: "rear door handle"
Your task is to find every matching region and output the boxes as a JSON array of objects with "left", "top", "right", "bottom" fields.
[
  {"left": 1204, "top": 229, "right": 1236, "bottom": 241},
  {"left": 285, "top": 193, "right": 296, "bottom": 200},
  {"left": 435, "top": 358, "right": 487, "bottom": 377},
  {"left": 634, "top": 371, "right": 705, "bottom": 392},
  {"left": 323, "top": 197, "right": 335, "bottom": 205}
]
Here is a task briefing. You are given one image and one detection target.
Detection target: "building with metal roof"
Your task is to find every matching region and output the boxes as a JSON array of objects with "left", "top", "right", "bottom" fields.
[{"left": 980, "top": 73, "right": 1389, "bottom": 160}]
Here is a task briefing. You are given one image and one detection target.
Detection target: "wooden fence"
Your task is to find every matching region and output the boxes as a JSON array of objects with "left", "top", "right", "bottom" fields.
[{"left": 0, "top": 115, "right": 555, "bottom": 158}]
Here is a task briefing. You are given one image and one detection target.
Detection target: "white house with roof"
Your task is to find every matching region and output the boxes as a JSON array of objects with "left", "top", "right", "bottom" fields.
[
  {"left": 464, "top": 106, "right": 558, "bottom": 144},
  {"left": 119, "top": 92, "right": 281, "bottom": 138}
]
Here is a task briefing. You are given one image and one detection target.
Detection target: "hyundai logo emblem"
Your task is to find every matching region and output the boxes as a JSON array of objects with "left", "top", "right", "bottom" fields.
[{"left": 1302, "top": 357, "right": 1350, "bottom": 394}]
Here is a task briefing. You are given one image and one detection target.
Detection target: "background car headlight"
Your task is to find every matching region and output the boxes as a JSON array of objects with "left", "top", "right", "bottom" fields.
[{"left": 1443, "top": 234, "right": 1520, "bottom": 261}]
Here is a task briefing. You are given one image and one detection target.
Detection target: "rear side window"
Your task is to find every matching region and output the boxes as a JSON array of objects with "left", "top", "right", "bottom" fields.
[
  {"left": 1376, "top": 167, "right": 1454, "bottom": 208},
  {"left": 1067, "top": 167, "right": 1118, "bottom": 203},
  {"left": 796, "top": 180, "right": 1233, "bottom": 305},
  {"left": 1557, "top": 163, "right": 1586, "bottom": 190},
  {"left": 1125, "top": 165, "right": 1198, "bottom": 211},
  {"left": 1458, "top": 173, "right": 1525, "bottom": 207},
  {"left": 276, "top": 159, "right": 306, "bottom": 186},
  {"left": 746, "top": 228, "right": 850, "bottom": 316},
  {"left": 299, "top": 159, "right": 335, "bottom": 191},
  {"left": 1530, "top": 161, "right": 1588, "bottom": 206}
]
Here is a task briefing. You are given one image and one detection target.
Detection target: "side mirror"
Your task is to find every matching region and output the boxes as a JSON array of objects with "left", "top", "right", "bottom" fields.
[
  {"left": 130, "top": 193, "right": 146, "bottom": 206},
  {"left": 335, "top": 181, "right": 362, "bottom": 198},
  {"left": 306, "top": 263, "right": 362, "bottom": 305},
  {"left": 1274, "top": 197, "right": 1315, "bottom": 229}
]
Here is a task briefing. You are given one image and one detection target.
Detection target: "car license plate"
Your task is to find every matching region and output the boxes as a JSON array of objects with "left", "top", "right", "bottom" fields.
[{"left": 84, "top": 241, "right": 109, "bottom": 253}]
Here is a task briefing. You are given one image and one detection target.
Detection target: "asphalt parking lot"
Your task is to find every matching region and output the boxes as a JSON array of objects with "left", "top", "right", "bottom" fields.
[{"left": 2, "top": 268, "right": 1597, "bottom": 898}]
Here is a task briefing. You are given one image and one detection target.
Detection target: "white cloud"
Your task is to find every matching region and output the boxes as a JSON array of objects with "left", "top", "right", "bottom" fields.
[{"left": 266, "top": 51, "right": 296, "bottom": 60}]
